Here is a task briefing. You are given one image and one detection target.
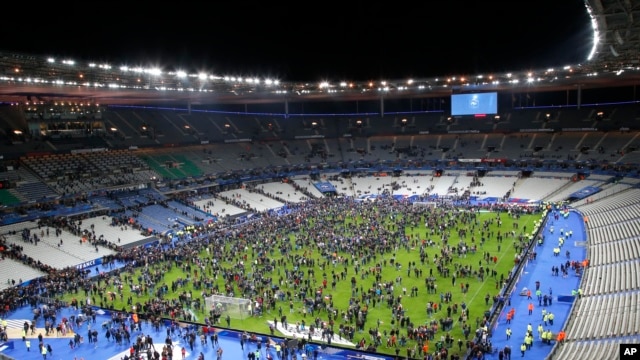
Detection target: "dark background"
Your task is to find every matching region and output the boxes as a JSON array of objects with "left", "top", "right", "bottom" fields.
[{"left": 1, "top": 1, "right": 591, "bottom": 81}]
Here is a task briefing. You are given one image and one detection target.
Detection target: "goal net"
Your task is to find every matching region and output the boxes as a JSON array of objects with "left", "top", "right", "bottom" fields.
[
  {"left": 205, "top": 295, "right": 252, "bottom": 320},
  {"left": 412, "top": 201, "right": 437, "bottom": 209}
]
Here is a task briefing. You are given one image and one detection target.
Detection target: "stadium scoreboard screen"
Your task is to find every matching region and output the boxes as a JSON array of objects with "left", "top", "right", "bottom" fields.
[{"left": 451, "top": 92, "right": 498, "bottom": 116}]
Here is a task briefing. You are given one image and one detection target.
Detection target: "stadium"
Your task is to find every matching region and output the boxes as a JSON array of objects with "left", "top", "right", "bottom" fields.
[{"left": 0, "top": 1, "right": 639, "bottom": 360}]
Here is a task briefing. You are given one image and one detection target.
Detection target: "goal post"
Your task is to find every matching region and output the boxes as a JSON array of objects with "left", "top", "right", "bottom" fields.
[
  {"left": 412, "top": 201, "right": 437, "bottom": 209},
  {"left": 205, "top": 295, "right": 252, "bottom": 320}
]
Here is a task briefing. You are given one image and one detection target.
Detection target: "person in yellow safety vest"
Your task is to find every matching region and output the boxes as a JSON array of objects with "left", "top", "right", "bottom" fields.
[
  {"left": 527, "top": 323, "right": 532, "bottom": 335},
  {"left": 41, "top": 343, "right": 48, "bottom": 359},
  {"left": 577, "top": 288, "right": 583, "bottom": 298},
  {"left": 548, "top": 313, "right": 555, "bottom": 326},
  {"left": 525, "top": 334, "right": 533, "bottom": 349},
  {"left": 537, "top": 324, "right": 544, "bottom": 339},
  {"left": 543, "top": 313, "right": 549, "bottom": 326},
  {"left": 506, "top": 327, "right": 512, "bottom": 340},
  {"left": 520, "top": 343, "right": 527, "bottom": 357}
]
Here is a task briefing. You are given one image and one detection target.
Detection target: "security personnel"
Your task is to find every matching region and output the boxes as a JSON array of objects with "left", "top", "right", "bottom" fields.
[
  {"left": 525, "top": 334, "right": 533, "bottom": 349},
  {"left": 506, "top": 327, "right": 512, "bottom": 340},
  {"left": 520, "top": 343, "right": 527, "bottom": 357},
  {"left": 556, "top": 330, "right": 566, "bottom": 343},
  {"left": 275, "top": 343, "right": 281, "bottom": 359},
  {"left": 537, "top": 324, "right": 544, "bottom": 339}
]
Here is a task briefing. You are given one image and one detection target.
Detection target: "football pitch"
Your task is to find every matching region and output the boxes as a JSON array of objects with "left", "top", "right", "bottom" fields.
[{"left": 60, "top": 202, "right": 542, "bottom": 358}]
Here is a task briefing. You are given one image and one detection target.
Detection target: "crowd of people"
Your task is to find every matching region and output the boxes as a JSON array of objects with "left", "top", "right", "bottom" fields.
[{"left": 0, "top": 188, "right": 543, "bottom": 359}]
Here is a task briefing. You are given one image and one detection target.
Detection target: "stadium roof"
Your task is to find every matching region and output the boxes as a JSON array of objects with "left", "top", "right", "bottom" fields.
[
  {"left": 0, "top": 0, "right": 639, "bottom": 107},
  {"left": 588, "top": 0, "right": 640, "bottom": 68}
]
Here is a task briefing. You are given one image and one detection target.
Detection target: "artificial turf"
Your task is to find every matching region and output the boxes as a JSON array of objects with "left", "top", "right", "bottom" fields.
[{"left": 58, "top": 204, "right": 542, "bottom": 358}]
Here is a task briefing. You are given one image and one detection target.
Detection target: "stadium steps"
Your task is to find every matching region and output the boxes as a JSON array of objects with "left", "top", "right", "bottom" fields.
[{"left": 543, "top": 179, "right": 578, "bottom": 202}]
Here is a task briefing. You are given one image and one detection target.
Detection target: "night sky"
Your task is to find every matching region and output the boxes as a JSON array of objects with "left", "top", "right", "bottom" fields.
[{"left": 1, "top": 1, "right": 592, "bottom": 82}]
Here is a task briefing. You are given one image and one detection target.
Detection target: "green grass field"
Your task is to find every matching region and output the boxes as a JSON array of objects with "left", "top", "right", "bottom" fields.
[{"left": 59, "top": 205, "right": 542, "bottom": 358}]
